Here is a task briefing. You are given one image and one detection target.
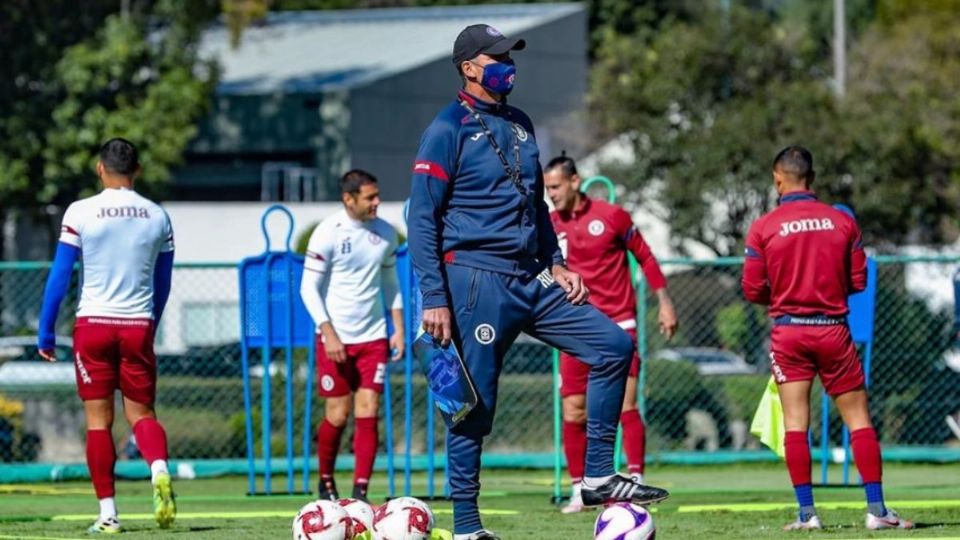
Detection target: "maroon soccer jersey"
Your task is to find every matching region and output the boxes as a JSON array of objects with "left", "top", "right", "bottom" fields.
[
  {"left": 742, "top": 191, "right": 867, "bottom": 317},
  {"left": 551, "top": 198, "right": 667, "bottom": 326}
]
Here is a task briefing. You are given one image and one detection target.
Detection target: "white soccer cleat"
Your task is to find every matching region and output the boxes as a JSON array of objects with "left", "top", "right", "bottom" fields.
[
  {"left": 561, "top": 493, "right": 585, "bottom": 514},
  {"left": 783, "top": 514, "right": 822, "bottom": 531},
  {"left": 866, "top": 509, "right": 914, "bottom": 530},
  {"left": 87, "top": 516, "right": 122, "bottom": 534}
]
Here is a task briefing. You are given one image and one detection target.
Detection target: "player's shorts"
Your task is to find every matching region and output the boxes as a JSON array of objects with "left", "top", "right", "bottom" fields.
[
  {"left": 315, "top": 336, "right": 389, "bottom": 397},
  {"left": 560, "top": 328, "right": 640, "bottom": 398},
  {"left": 72, "top": 317, "right": 157, "bottom": 404},
  {"left": 769, "top": 322, "right": 865, "bottom": 396}
]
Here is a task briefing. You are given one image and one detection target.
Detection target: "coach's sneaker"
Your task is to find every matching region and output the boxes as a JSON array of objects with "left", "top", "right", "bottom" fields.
[
  {"left": 561, "top": 483, "right": 585, "bottom": 514},
  {"left": 453, "top": 529, "right": 501, "bottom": 540},
  {"left": 318, "top": 477, "right": 339, "bottom": 501},
  {"left": 153, "top": 472, "right": 176, "bottom": 529},
  {"left": 866, "top": 509, "right": 914, "bottom": 530},
  {"left": 783, "top": 514, "right": 822, "bottom": 531},
  {"left": 87, "top": 516, "right": 122, "bottom": 534},
  {"left": 581, "top": 474, "right": 670, "bottom": 506}
]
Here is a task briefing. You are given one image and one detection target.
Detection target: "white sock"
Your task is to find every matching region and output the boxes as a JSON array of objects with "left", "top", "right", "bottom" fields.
[
  {"left": 631, "top": 473, "right": 645, "bottom": 484},
  {"left": 98, "top": 497, "right": 117, "bottom": 520},
  {"left": 582, "top": 474, "right": 615, "bottom": 488},
  {"left": 150, "top": 460, "right": 169, "bottom": 484},
  {"left": 571, "top": 482, "right": 582, "bottom": 499}
]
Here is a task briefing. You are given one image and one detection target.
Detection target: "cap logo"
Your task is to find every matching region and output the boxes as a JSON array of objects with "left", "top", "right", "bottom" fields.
[{"left": 486, "top": 26, "right": 502, "bottom": 37}]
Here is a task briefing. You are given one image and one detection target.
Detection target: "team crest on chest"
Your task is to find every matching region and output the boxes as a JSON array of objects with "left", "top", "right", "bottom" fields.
[
  {"left": 588, "top": 219, "right": 605, "bottom": 236},
  {"left": 512, "top": 123, "right": 528, "bottom": 142},
  {"left": 368, "top": 232, "right": 382, "bottom": 245}
]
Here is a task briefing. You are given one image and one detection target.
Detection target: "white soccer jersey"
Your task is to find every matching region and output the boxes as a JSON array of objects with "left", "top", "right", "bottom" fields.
[
  {"left": 59, "top": 188, "right": 174, "bottom": 319},
  {"left": 300, "top": 210, "right": 402, "bottom": 344}
]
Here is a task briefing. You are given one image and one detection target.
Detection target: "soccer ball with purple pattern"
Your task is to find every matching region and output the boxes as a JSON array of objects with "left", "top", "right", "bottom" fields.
[{"left": 593, "top": 502, "right": 655, "bottom": 540}]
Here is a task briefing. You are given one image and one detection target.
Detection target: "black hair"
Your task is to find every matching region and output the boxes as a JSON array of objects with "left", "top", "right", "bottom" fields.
[
  {"left": 545, "top": 153, "right": 578, "bottom": 177},
  {"left": 772, "top": 145, "right": 815, "bottom": 182},
  {"left": 340, "top": 169, "right": 378, "bottom": 195},
  {"left": 99, "top": 137, "right": 139, "bottom": 176}
]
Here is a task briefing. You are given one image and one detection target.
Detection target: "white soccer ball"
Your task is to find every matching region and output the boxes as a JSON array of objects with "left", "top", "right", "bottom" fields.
[
  {"left": 292, "top": 499, "right": 354, "bottom": 540},
  {"left": 339, "top": 498, "right": 376, "bottom": 537},
  {"left": 594, "top": 502, "right": 655, "bottom": 540},
  {"left": 372, "top": 496, "right": 434, "bottom": 540}
]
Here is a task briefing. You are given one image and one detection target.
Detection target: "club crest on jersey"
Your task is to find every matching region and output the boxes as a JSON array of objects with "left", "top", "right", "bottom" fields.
[
  {"left": 588, "top": 219, "right": 605, "bottom": 236},
  {"left": 368, "top": 232, "right": 382, "bottom": 245},
  {"left": 475, "top": 324, "right": 496, "bottom": 345},
  {"left": 512, "top": 123, "right": 528, "bottom": 142},
  {"left": 340, "top": 238, "right": 352, "bottom": 254},
  {"left": 779, "top": 218, "right": 835, "bottom": 237}
]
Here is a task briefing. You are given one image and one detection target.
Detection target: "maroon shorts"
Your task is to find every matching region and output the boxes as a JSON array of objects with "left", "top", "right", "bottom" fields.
[
  {"left": 72, "top": 317, "right": 156, "bottom": 404},
  {"left": 316, "top": 337, "right": 389, "bottom": 397},
  {"left": 560, "top": 328, "right": 640, "bottom": 398},
  {"left": 769, "top": 324, "right": 865, "bottom": 396}
]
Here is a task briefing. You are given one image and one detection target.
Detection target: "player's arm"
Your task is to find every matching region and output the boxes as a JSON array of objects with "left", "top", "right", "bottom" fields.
[
  {"left": 408, "top": 119, "right": 455, "bottom": 344},
  {"left": 741, "top": 220, "right": 771, "bottom": 305},
  {"left": 299, "top": 225, "right": 345, "bottom": 362},
  {"left": 382, "top": 232, "right": 404, "bottom": 361},
  {"left": 152, "top": 214, "right": 175, "bottom": 325},
  {"left": 848, "top": 221, "right": 867, "bottom": 293},
  {"left": 618, "top": 210, "right": 676, "bottom": 338},
  {"left": 38, "top": 208, "right": 82, "bottom": 360}
]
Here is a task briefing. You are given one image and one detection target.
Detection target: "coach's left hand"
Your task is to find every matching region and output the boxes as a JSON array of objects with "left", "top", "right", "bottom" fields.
[
  {"left": 553, "top": 265, "right": 589, "bottom": 305},
  {"left": 38, "top": 349, "right": 57, "bottom": 362}
]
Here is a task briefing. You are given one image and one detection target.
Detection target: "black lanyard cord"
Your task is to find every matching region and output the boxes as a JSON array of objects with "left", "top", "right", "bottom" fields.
[{"left": 460, "top": 100, "right": 527, "bottom": 197}]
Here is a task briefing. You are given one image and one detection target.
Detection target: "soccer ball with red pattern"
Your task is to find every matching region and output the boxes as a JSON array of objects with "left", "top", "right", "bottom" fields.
[
  {"left": 338, "top": 498, "right": 375, "bottom": 536},
  {"left": 292, "top": 499, "right": 354, "bottom": 540},
  {"left": 594, "top": 502, "right": 655, "bottom": 540},
  {"left": 372, "top": 497, "right": 434, "bottom": 540}
]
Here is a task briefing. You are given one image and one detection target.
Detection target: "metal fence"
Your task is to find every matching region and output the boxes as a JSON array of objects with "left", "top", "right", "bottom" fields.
[{"left": 1, "top": 256, "right": 959, "bottom": 468}]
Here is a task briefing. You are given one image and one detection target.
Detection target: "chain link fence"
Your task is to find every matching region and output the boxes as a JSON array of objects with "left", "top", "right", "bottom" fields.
[{"left": 1, "top": 256, "right": 959, "bottom": 468}]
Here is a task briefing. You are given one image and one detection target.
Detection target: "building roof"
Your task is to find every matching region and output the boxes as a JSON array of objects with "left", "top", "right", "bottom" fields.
[{"left": 201, "top": 3, "right": 584, "bottom": 96}]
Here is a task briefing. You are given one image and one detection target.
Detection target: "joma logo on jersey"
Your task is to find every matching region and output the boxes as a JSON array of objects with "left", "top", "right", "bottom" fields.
[
  {"left": 779, "top": 218, "right": 835, "bottom": 237},
  {"left": 96, "top": 206, "right": 149, "bottom": 219}
]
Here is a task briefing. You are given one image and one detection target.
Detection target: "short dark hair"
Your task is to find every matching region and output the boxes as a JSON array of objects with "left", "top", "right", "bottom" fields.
[
  {"left": 545, "top": 155, "right": 578, "bottom": 177},
  {"left": 99, "top": 137, "right": 139, "bottom": 176},
  {"left": 772, "top": 145, "right": 814, "bottom": 182},
  {"left": 340, "top": 169, "right": 378, "bottom": 195}
]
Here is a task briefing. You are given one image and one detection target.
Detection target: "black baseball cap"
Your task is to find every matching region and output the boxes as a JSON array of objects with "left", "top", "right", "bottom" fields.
[{"left": 452, "top": 24, "right": 526, "bottom": 66}]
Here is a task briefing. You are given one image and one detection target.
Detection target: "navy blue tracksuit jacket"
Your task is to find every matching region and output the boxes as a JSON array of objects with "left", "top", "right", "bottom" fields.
[{"left": 408, "top": 90, "right": 633, "bottom": 534}]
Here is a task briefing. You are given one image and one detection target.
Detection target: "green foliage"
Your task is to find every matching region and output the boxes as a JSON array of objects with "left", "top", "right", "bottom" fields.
[
  {"left": 0, "top": 1, "right": 218, "bottom": 217},
  {"left": 591, "top": 4, "right": 960, "bottom": 254}
]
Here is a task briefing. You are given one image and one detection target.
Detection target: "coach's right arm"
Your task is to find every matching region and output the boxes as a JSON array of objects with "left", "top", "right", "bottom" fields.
[{"left": 408, "top": 119, "right": 455, "bottom": 344}]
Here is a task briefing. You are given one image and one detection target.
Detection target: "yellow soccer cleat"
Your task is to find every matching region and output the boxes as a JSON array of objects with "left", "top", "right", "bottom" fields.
[{"left": 153, "top": 472, "right": 177, "bottom": 529}]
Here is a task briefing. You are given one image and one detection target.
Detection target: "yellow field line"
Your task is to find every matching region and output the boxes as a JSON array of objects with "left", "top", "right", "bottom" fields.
[
  {"left": 50, "top": 508, "right": 519, "bottom": 521},
  {"left": 677, "top": 499, "right": 960, "bottom": 513}
]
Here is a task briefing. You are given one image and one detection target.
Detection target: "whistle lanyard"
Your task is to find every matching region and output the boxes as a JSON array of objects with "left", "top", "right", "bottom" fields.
[{"left": 460, "top": 100, "right": 527, "bottom": 197}]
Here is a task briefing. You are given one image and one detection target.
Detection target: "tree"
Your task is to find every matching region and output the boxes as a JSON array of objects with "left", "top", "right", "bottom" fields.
[
  {"left": 590, "top": 3, "right": 960, "bottom": 255},
  {"left": 0, "top": 0, "right": 219, "bottom": 254}
]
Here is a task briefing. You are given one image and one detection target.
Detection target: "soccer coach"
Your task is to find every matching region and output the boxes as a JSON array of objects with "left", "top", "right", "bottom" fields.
[{"left": 407, "top": 24, "right": 669, "bottom": 540}]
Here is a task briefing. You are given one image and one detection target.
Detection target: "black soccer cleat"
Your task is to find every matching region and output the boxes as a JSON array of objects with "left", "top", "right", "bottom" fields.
[
  {"left": 581, "top": 474, "right": 670, "bottom": 506},
  {"left": 317, "top": 478, "right": 339, "bottom": 501},
  {"left": 351, "top": 483, "right": 369, "bottom": 503}
]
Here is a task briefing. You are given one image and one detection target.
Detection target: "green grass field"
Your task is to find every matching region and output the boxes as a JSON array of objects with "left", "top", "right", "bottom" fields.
[{"left": 0, "top": 463, "right": 958, "bottom": 539}]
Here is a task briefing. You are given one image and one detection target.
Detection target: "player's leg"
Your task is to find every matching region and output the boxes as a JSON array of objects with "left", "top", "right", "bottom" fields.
[
  {"left": 445, "top": 265, "right": 525, "bottom": 539},
  {"left": 559, "top": 375, "right": 587, "bottom": 513},
  {"left": 771, "top": 326, "right": 820, "bottom": 530},
  {"left": 118, "top": 320, "right": 174, "bottom": 529},
  {"left": 819, "top": 327, "right": 912, "bottom": 529},
  {"left": 74, "top": 320, "right": 122, "bottom": 534},
  {"left": 526, "top": 278, "right": 667, "bottom": 506},
  {"left": 315, "top": 333, "right": 357, "bottom": 500},
  {"left": 352, "top": 339, "right": 389, "bottom": 502},
  {"left": 620, "top": 375, "right": 646, "bottom": 482}
]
